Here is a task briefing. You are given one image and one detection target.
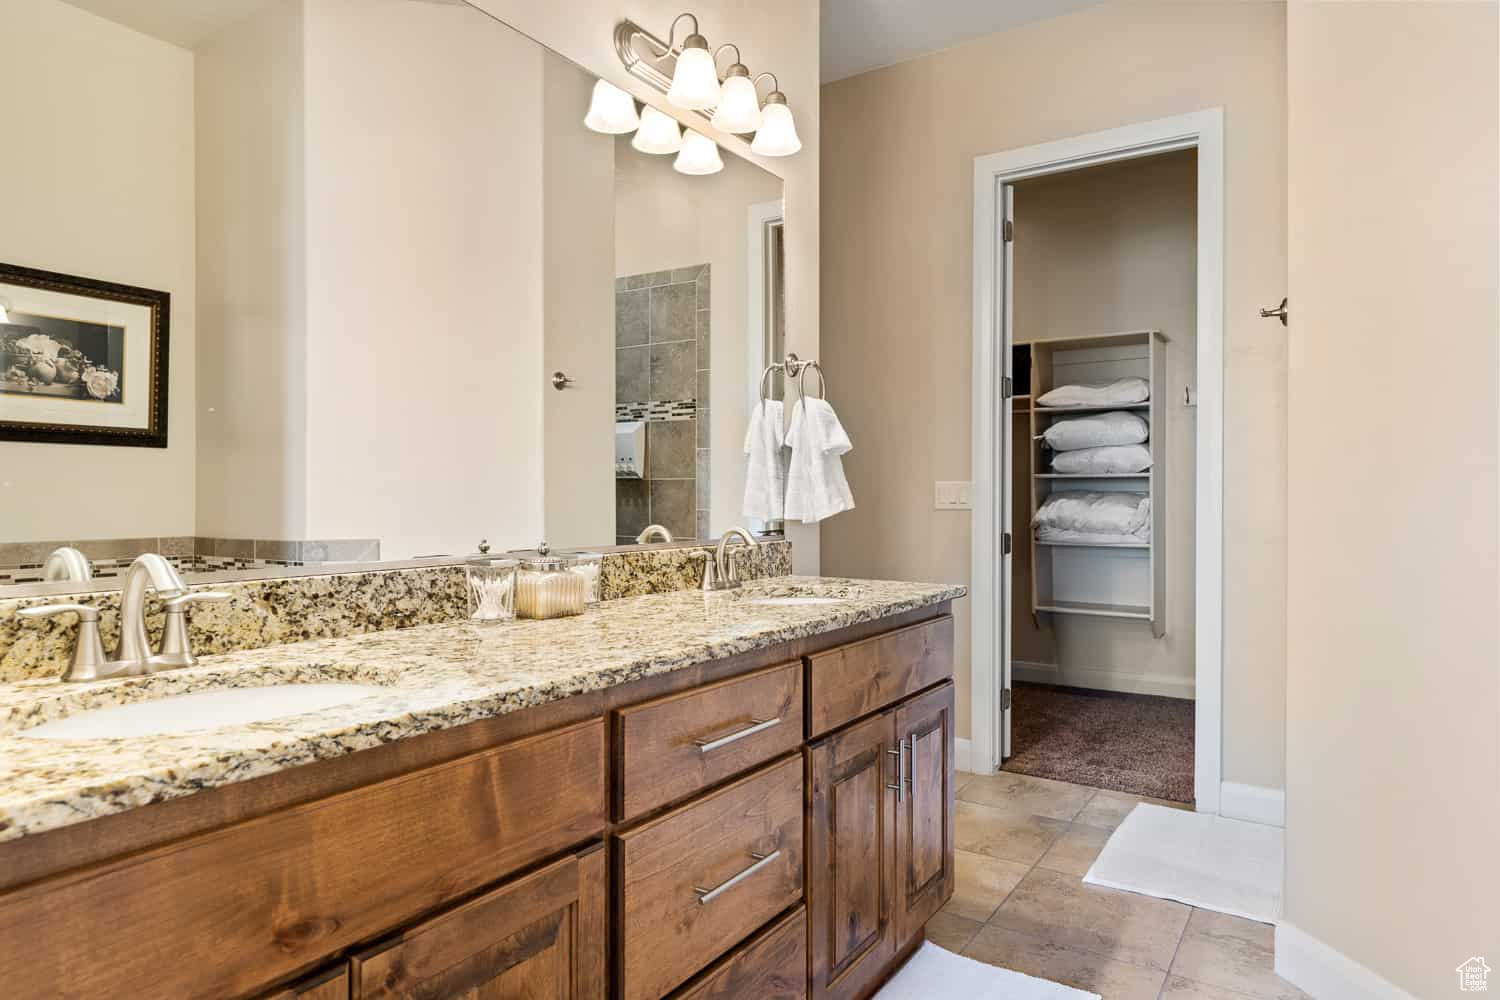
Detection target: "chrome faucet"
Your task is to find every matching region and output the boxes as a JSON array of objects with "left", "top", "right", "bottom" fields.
[
  {"left": 636, "top": 524, "right": 674, "bottom": 544},
  {"left": 19, "top": 553, "right": 208, "bottom": 682},
  {"left": 702, "top": 527, "right": 759, "bottom": 591}
]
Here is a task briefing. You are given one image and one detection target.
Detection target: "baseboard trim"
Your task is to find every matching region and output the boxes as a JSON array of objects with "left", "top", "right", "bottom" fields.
[
  {"left": 1220, "top": 781, "right": 1285, "bottom": 827},
  {"left": 1275, "top": 922, "right": 1417, "bottom": 1000},
  {"left": 955, "top": 737, "right": 973, "bottom": 774},
  {"left": 1012, "top": 660, "right": 1195, "bottom": 700}
]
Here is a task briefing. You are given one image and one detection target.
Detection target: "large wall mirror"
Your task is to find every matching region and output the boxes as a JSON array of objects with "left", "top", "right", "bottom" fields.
[{"left": 0, "top": 0, "right": 786, "bottom": 589}]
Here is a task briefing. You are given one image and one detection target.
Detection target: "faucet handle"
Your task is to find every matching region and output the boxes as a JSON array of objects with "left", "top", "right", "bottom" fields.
[
  {"left": 17, "top": 604, "right": 111, "bottom": 682},
  {"left": 157, "top": 591, "right": 231, "bottom": 669},
  {"left": 161, "top": 590, "right": 232, "bottom": 610},
  {"left": 19, "top": 602, "right": 100, "bottom": 623}
]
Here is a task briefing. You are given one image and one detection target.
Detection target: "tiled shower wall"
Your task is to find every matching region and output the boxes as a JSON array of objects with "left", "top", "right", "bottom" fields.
[{"left": 615, "top": 264, "right": 710, "bottom": 543}]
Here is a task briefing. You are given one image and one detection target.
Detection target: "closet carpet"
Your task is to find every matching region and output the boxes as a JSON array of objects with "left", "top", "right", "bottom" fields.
[{"left": 1002, "top": 683, "right": 1194, "bottom": 803}]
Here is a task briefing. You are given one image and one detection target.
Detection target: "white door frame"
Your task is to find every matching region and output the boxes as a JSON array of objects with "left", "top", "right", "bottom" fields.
[{"left": 969, "top": 108, "right": 1225, "bottom": 814}]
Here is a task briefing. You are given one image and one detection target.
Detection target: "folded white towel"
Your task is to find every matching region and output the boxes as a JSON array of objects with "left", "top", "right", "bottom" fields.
[
  {"left": 742, "top": 399, "right": 787, "bottom": 522},
  {"left": 784, "top": 398, "right": 855, "bottom": 523}
]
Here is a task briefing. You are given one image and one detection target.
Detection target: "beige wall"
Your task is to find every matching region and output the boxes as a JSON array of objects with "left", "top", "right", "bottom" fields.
[
  {"left": 1284, "top": 2, "right": 1499, "bottom": 995},
  {"left": 543, "top": 57, "right": 616, "bottom": 550},
  {"left": 470, "top": 0, "right": 822, "bottom": 573},
  {"left": 820, "top": 1, "right": 1288, "bottom": 790},
  {"left": 1012, "top": 151, "right": 1198, "bottom": 695},
  {"left": 614, "top": 144, "right": 783, "bottom": 538},
  {"left": 195, "top": 0, "right": 306, "bottom": 540},
  {"left": 0, "top": 0, "right": 196, "bottom": 542}
]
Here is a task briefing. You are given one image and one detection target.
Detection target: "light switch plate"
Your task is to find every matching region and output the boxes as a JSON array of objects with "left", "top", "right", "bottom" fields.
[{"left": 935, "top": 481, "right": 972, "bottom": 510}]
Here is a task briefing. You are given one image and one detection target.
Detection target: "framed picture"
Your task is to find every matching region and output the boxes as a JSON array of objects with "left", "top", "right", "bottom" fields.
[{"left": 0, "top": 263, "right": 169, "bottom": 448}]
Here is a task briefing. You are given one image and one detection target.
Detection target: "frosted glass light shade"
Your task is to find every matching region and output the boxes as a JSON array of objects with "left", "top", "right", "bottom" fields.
[
  {"left": 583, "top": 79, "right": 639, "bottom": 134},
  {"left": 674, "top": 130, "right": 724, "bottom": 175},
  {"left": 751, "top": 100, "right": 801, "bottom": 156},
  {"left": 667, "top": 44, "right": 721, "bottom": 110},
  {"left": 711, "top": 73, "right": 762, "bottom": 134},
  {"left": 632, "top": 105, "right": 683, "bottom": 154}
]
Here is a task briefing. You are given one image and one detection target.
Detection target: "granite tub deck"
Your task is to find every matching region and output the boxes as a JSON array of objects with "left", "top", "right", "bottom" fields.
[{"left": 0, "top": 577, "right": 964, "bottom": 843}]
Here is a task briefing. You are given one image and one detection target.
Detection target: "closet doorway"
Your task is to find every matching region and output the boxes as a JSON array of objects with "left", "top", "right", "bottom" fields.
[{"left": 970, "top": 111, "right": 1225, "bottom": 813}]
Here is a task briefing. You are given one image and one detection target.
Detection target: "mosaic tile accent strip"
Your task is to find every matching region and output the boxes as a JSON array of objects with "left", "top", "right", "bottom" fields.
[{"left": 614, "top": 400, "right": 697, "bottom": 423}]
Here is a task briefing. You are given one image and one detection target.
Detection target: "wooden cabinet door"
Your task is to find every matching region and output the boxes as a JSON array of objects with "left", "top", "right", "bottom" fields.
[
  {"left": 806, "top": 710, "right": 897, "bottom": 1000},
  {"left": 350, "top": 844, "right": 606, "bottom": 999},
  {"left": 894, "top": 681, "right": 956, "bottom": 944}
]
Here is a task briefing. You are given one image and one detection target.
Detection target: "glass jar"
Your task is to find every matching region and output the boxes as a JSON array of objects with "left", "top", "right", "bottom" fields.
[
  {"left": 464, "top": 542, "right": 518, "bottom": 624},
  {"left": 568, "top": 552, "right": 604, "bottom": 605},
  {"left": 516, "top": 544, "right": 585, "bottom": 619}
]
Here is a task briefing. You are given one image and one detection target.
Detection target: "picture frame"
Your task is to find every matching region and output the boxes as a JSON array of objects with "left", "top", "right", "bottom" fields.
[{"left": 0, "top": 262, "right": 169, "bottom": 448}]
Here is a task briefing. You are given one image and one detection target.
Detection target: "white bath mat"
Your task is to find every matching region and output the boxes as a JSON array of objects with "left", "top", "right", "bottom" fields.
[
  {"left": 875, "top": 941, "right": 1100, "bottom": 1000},
  {"left": 1083, "top": 803, "right": 1283, "bottom": 923}
]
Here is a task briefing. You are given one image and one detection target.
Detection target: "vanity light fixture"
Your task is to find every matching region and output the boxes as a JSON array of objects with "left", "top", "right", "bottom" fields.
[
  {"left": 632, "top": 104, "right": 684, "bottom": 154},
  {"left": 674, "top": 129, "right": 724, "bottom": 175},
  {"left": 750, "top": 74, "right": 802, "bottom": 157},
  {"left": 583, "top": 78, "right": 640, "bottom": 134},
  {"left": 613, "top": 12, "right": 802, "bottom": 157},
  {"left": 663, "top": 14, "right": 721, "bottom": 110},
  {"left": 710, "top": 45, "right": 761, "bottom": 134}
]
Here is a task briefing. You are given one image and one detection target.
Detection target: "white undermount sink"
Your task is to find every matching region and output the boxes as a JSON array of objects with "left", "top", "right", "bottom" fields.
[
  {"left": 21, "top": 683, "right": 387, "bottom": 741},
  {"left": 745, "top": 596, "right": 846, "bottom": 607}
]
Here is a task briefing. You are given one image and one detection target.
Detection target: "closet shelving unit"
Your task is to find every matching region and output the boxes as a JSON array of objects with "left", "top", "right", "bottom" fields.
[{"left": 1018, "top": 330, "right": 1167, "bottom": 637}]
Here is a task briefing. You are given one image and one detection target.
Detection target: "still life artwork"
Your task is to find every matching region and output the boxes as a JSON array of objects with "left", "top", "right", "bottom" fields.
[{"left": 0, "top": 263, "right": 169, "bottom": 447}]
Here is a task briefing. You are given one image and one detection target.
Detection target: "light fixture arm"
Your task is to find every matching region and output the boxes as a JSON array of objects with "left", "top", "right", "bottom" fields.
[
  {"left": 664, "top": 12, "right": 701, "bottom": 54},
  {"left": 713, "top": 42, "right": 742, "bottom": 76},
  {"left": 752, "top": 71, "right": 782, "bottom": 102}
]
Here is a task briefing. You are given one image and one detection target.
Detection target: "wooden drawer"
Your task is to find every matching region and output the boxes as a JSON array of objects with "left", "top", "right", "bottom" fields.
[
  {"left": 351, "top": 845, "right": 606, "bottom": 999},
  {"left": 616, "top": 660, "right": 803, "bottom": 820},
  {"left": 673, "top": 906, "right": 808, "bottom": 1000},
  {"left": 616, "top": 755, "right": 805, "bottom": 1000},
  {"left": 258, "top": 965, "right": 349, "bottom": 1000},
  {"left": 806, "top": 615, "right": 954, "bottom": 737},
  {"left": 0, "top": 717, "right": 607, "bottom": 1000}
]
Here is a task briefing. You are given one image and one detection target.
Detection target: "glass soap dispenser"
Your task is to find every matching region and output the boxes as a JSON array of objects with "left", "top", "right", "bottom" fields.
[
  {"left": 516, "top": 542, "right": 586, "bottom": 619},
  {"left": 465, "top": 540, "right": 518, "bottom": 624}
]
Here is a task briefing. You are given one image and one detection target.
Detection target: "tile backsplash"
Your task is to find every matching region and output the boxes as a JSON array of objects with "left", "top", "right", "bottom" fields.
[{"left": 0, "top": 539, "right": 791, "bottom": 683}]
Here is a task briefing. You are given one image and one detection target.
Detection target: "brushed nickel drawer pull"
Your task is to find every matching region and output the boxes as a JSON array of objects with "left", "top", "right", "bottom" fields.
[
  {"left": 887, "top": 740, "right": 908, "bottom": 801},
  {"left": 694, "top": 717, "right": 780, "bottom": 753},
  {"left": 693, "top": 850, "right": 781, "bottom": 904}
]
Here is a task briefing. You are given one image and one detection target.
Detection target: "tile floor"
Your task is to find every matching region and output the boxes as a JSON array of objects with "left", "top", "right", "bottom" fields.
[{"left": 932, "top": 771, "right": 1308, "bottom": 1000}]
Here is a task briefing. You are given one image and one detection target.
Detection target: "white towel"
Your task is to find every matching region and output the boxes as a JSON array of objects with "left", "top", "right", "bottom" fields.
[
  {"left": 741, "top": 399, "right": 787, "bottom": 522},
  {"left": 784, "top": 397, "right": 855, "bottom": 523}
]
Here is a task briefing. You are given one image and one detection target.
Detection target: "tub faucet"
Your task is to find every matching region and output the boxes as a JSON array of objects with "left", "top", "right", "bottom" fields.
[{"left": 636, "top": 524, "right": 674, "bottom": 544}]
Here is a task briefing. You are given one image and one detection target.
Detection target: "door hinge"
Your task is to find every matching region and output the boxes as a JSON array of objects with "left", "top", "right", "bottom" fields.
[
  {"left": 1002, "top": 218, "right": 1013, "bottom": 242},
  {"left": 1002, "top": 531, "right": 1012, "bottom": 556},
  {"left": 1001, "top": 375, "right": 1014, "bottom": 399},
  {"left": 1001, "top": 688, "right": 1012, "bottom": 711}
]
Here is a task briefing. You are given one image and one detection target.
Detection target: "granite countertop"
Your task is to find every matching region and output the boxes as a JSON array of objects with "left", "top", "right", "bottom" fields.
[{"left": 0, "top": 577, "right": 963, "bottom": 843}]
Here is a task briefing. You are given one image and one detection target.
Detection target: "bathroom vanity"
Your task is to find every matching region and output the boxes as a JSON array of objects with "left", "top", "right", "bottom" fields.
[{"left": 0, "top": 576, "right": 960, "bottom": 1000}]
